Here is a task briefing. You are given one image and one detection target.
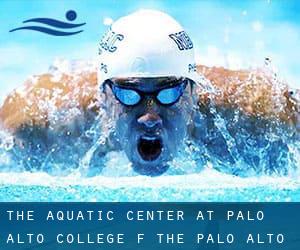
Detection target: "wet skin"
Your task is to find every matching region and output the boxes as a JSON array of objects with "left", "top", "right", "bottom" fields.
[
  {"left": 103, "top": 77, "right": 195, "bottom": 176},
  {"left": 102, "top": 76, "right": 294, "bottom": 176}
]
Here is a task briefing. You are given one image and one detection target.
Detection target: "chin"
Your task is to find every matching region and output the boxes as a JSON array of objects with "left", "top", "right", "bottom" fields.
[{"left": 132, "top": 162, "right": 169, "bottom": 176}]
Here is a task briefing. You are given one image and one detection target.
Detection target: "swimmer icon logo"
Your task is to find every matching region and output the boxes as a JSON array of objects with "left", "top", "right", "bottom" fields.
[{"left": 9, "top": 10, "right": 85, "bottom": 36}]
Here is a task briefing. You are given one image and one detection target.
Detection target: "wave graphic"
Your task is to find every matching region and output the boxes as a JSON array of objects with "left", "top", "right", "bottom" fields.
[
  {"left": 9, "top": 26, "right": 83, "bottom": 36},
  {"left": 23, "top": 18, "right": 85, "bottom": 28},
  {"left": 9, "top": 10, "right": 85, "bottom": 36}
]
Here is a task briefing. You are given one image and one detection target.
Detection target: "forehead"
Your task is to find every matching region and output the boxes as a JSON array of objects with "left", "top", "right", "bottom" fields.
[{"left": 111, "top": 76, "right": 184, "bottom": 92}]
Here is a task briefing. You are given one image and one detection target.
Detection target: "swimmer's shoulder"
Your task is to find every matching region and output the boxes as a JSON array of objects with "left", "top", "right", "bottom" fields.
[
  {"left": 0, "top": 70, "right": 99, "bottom": 133},
  {"left": 196, "top": 65, "right": 299, "bottom": 129}
]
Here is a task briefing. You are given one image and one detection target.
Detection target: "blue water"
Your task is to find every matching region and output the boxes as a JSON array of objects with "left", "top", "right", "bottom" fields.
[
  {"left": 0, "top": 110, "right": 299, "bottom": 201},
  {"left": 0, "top": 136, "right": 299, "bottom": 202},
  {"left": 0, "top": 59, "right": 299, "bottom": 202},
  {"left": 0, "top": 170, "right": 299, "bottom": 201}
]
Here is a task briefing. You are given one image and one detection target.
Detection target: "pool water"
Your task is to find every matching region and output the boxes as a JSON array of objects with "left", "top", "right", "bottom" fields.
[
  {"left": 0, "top": 169, "right": 299, "bottom": 201},
  {"left": 0, "top": 60, "right": 299, "bottom": 202},
  {"left": 0, "top": 137, "right": 299, "bottom": 201}
]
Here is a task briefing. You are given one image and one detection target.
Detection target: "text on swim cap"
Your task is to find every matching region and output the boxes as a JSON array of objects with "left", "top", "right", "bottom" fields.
[
  {"left": 99, "top": 28, "right": 124, "bottom": 53},
  {"left": 100, "top": 63, "right": 108, "bottom": 74},
  {"left": 169, "top": 31, "right": 193, "bottom": 51},
  {"left": 188, "top": 63, "right": 197, "bottom": 72}
]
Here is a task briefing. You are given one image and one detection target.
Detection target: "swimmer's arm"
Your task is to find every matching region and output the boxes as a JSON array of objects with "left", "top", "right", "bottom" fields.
[
  {"left": 195, "top": 66, "right": 298, "bottom": 173},
  {"left": 0, "top": 71, "right": 99, "bottom": 133},
  {"left": 197, "top": 65, "right": 299, "bottom": 128},
  {"left": 1, "top": 65, "right": 298, "bottom": 131}
]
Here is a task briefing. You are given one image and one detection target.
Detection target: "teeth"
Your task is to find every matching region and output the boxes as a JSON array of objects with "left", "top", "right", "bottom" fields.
[{"left": 141, "top": 136, "right": 159, "bottom": 141}]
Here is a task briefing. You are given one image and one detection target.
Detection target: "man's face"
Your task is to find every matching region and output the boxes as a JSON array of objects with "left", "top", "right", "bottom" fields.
[{"left": 104, "top": 77, "right": 194, "bottom": 176}]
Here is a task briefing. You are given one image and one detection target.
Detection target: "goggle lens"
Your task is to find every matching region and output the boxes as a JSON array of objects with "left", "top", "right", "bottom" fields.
[
  {"left": 112, "top": 85, "right": 141, "bottom": 106},
  {"left": 156, "top": 84, "right": 184, "bottom": 105}
]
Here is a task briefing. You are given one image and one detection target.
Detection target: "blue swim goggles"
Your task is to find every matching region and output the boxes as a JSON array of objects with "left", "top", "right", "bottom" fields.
[{"left": 103, "top": 78, "right": 190, "bottom": 107}]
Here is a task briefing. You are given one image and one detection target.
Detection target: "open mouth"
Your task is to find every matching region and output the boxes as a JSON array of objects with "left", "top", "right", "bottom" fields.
[{"left": 137, "top": 136, "right": 163, "bottom": 161}]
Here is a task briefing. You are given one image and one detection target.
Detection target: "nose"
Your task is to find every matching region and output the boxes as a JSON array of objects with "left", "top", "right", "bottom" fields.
[{"left": 137, "top": 113, "right": 162, "bottom": 129}]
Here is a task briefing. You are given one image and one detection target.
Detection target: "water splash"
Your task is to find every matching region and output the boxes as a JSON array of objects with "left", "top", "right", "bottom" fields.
[{"left": 0, "top": 59, "right": 299, "bottom": 201}]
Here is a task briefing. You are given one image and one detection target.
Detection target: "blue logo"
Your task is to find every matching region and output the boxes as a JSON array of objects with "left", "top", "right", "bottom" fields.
[{"left": 9, "top": 10, "right": 85, "bottom": 36}]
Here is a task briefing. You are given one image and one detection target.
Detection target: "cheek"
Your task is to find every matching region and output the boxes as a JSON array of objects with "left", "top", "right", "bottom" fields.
[
  {"left": 115, "top": 108, "right": 137, "bottom": 139},
  {"left": 163, "top": 99, "right": 191, "bottom": 133}
]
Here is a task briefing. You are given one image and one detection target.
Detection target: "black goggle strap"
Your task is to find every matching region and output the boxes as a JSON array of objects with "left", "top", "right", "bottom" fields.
[
  {"left": 101, "top": 79, "right": 110, "bottom": 93},
  {"left": 189, "top": 79, "right": 195, "bottom": 93},
  {"left": 101, "top": 80, "right": 116, "bottom": 106}
]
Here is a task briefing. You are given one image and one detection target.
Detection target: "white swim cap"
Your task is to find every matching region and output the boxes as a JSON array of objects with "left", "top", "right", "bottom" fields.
[{"left": 97, "top": 9, "right": 201, "bottom": 85}]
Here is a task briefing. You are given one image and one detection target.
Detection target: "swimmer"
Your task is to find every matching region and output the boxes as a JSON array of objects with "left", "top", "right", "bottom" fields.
[{"left": 0, "top": 10, "right": 299, "bottom": 176}]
